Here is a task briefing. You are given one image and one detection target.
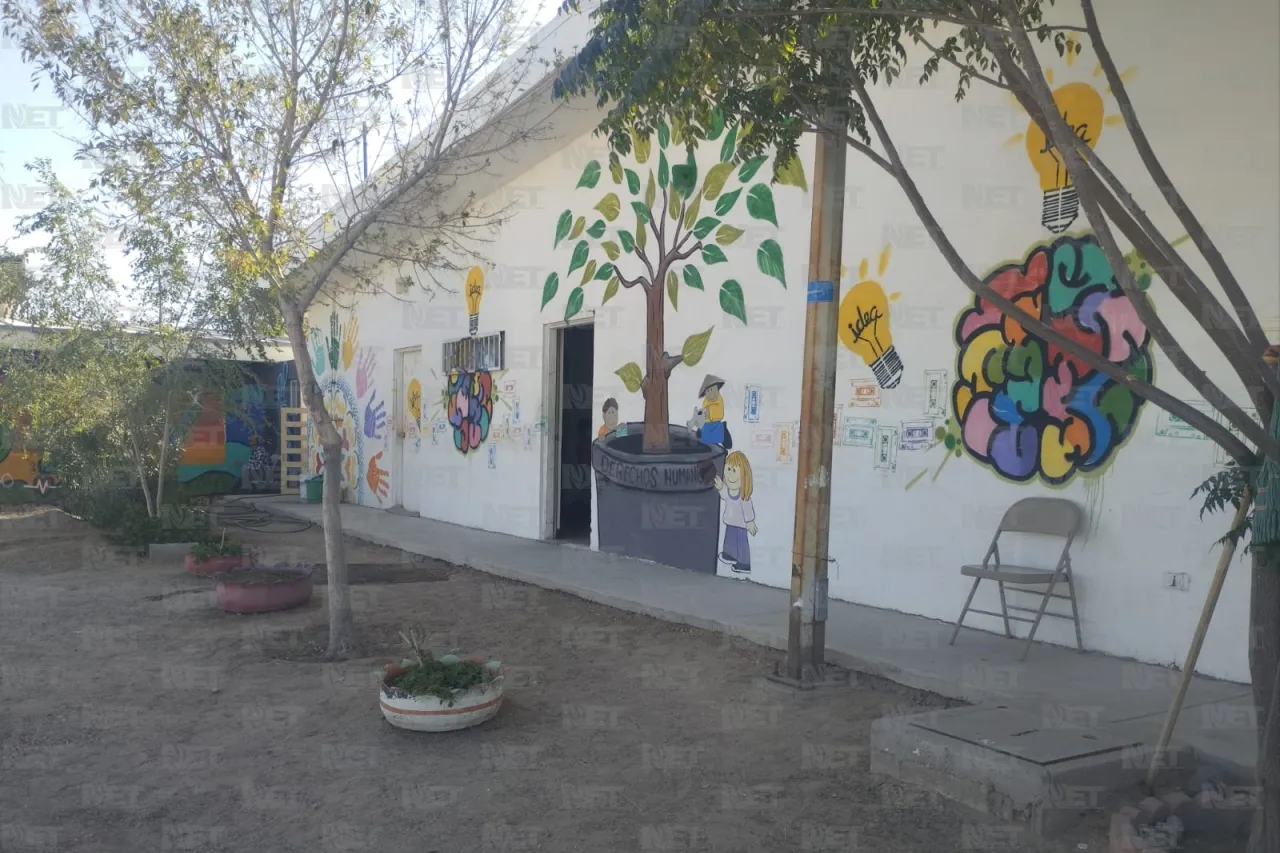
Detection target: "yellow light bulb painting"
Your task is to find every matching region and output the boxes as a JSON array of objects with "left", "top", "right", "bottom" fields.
[
  {"left": 838, "top": 246, "right": 903, "bottom": 389},
  {"left": 1004, "top": 50, "right": 1131, "bottom": 234},
  {"left": 465, "top": 266, "right": 486, "bottom": 336}
]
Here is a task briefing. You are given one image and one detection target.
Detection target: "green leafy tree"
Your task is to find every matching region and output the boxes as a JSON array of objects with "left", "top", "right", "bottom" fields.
[
  {"left": 555, "top": 1, "right": 1280, "bottom": 847},
  {"left": 541, "top": 116, "right": 804, "bottom": 452},
  {"left": 0, "top": 166, "right": 256, "bottom": 521},
  {"left": 4, "top": 0, "right": 546, "bottom": 658}
]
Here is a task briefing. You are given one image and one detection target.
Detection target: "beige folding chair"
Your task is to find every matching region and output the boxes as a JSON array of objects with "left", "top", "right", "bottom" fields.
[{"left": 948, "top": 497, "right": 1084, "bottom": 661}]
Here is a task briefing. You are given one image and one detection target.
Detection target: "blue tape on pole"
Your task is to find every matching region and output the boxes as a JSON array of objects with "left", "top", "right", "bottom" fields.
[{"left": 807, "top": 280, "right": 835, "bottom": 303}]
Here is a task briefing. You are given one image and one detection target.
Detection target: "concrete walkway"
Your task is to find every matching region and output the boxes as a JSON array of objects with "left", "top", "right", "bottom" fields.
[{"left": 241, "top": 495, "right": 1256, "bottom": 787}]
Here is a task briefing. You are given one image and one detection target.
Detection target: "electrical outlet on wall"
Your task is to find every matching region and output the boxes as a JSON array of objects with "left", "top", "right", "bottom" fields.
[{"left": 1163, "top": 572, "right": 1191, "bottom": 592}]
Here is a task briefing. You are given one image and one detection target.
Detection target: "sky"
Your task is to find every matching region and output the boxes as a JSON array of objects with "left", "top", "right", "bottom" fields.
[{"left": 0, "top": 1, "right": 560, "bottom": 298}]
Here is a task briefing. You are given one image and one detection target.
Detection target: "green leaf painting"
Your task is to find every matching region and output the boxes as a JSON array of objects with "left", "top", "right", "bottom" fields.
[
  {"left": 569, "top": 216, "right": 586, "bottom": 240},
  {"left": 702, "top": 162, "right": 733, "bottom": 200},
  {"left": 618, "top": 230, "right": 635, "bottom": 253},
  {"left": 776, "top": 154, "right": 808, "bottom": 191},
  {"left": 540, "top": 272, "right": 559, "bottom": 309},
  {"left": 644, "top": 172, "right": 656, "bottom": 209},
  {"left": 581, "top": 259, "right": 598, "bottom": 285},
  {"left": 595, "top": 193, "right": 621, "bottom": 221},
  {"left": 682, "top": 192, "right": 701, "bottom": 230},
  {"left": 615, "top": 362, "right": 643, "bottom": 393},
  {"left": 587, "top": 219, "right": 607, "bottom": 239},
  {"left": 601, "top": 241, "right": 621, "bottom": 260},
  {"left": 702, "top": 245, "right": 728, "bottom": 265},
  {"left": 658, "top": 151, "right": 669, "bottom": 188},
  {"left": 719, "top": 280, "right": 746, "bottom": 324},
  {"left": 757, "top": 239, "right": 786, "bottom": 288},
  {"left": 631, "top": 201, "right": 652, "bottom": 224},
  {"left": 706, "top": 108, "right": 725, "bottom": 141},
  {"left": 683, "top": 265, "right": 704, "bottom": 291},
  {"left": 671, "top": 155, "right": 697, "bottom": 200},
  {"left": 692, "top": 217, "right": 720, "bottom": 239},
  {"left": 657, "top": 121, "right": 670, "bottom": 149},
  {"left": 568, "top": 241, "right": 589, "bottom": 275},
  {"left": 719, "top": 124, "right": 737, "bottom": 163},
  {"left": 666, "top": 269, "right": 678, "bottom": 309},
  {"left": 554, "top": 210, "right": 572, "bottom": 248},
  {"left": 565, "top": 287, "right": 585, "bottom": 321},
  {"left": 577, "top": 161, "right": 601, "bottom": 190},
  {"left": 594, "top": 262, "right": 615, "bottom": 281},
  {"left": 715, "top": 224, "right": 743, "bottom": 246},
  {"left": 746, "top": 184, "right": 777, "bottom": 226},
  {"left": 681, "top": 327, "right": 713, "bottom": 366},
  {"left": 738, "top": 156, "right": 767, "bottom": 183},
  {"left": 602, "top": 276, "right": 620, "bottom": 304},
  {"left": 625, "top": 169, "right": 640, "bottom": 195},
  {"left": 714, "top": 188, "right": 741, "bottom": 217},
  {"left": 631, "top": 128, "right": 651, "bottom": 164},
  {"left": 608, "top": 154, "right": 623, "bottom": 184}
]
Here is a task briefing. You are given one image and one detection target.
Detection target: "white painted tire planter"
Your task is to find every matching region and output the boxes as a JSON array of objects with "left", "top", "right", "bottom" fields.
[{"left": 379, "top": 661, "right": 505, "bottom": 732}]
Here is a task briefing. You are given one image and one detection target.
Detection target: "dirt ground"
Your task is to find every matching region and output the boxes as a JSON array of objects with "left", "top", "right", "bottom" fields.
[{"left": 0, "top": 505, "right": 1234, "bottom": 852}]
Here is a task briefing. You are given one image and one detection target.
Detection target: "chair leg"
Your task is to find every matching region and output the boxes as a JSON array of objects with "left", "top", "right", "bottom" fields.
[
  {"left": 1065, "top": 575, "right": 1084, "bottom": 652},
  {"left": 996, "top": 581, "right": 1013, "bottom": 638},
  {"left": 950, "top": 577, "right": 983, "bottom": 646},
  {"left": 1020, "top": 576, "right": 1059, "bottom": 662}
]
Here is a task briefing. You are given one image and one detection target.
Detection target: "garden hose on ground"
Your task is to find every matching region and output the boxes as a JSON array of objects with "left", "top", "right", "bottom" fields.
[{"left": 204, "top": 495, "right": 315, "bottom": 535}]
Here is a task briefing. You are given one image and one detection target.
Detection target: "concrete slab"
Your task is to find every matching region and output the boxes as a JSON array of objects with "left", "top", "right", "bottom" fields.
[
  {"left": 871, "top": 709, "right": 1153, "bottom": 833},
  {"left": 241, "top": 495, "right": 1257, "bottom": 818}
]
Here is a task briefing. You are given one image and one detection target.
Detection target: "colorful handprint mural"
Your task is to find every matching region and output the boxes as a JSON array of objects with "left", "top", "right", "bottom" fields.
[
  {"left": 952, "top": 234, "right": 1152, "bottom": 485},
  {"left": 306, "top": 310, "right": 390, "bottom": 504}
]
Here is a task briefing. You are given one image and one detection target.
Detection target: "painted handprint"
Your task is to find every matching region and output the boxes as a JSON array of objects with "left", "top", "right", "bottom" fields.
[
  {"left": 364, "top": 394, "right": 387, "bottom": 440},
  {"left": 356, "top": 347, "right": 377, "bottom": 398},
  {"left": 309, "top": 328, "right": 328, "bottom": 378},
  {"left": 342, "top": 317, "right": 360, "bottom": 371},
  {"left": 328, "top": 312, "right": 341, "bottom": 371},
  {"left": 366, "top": 451, "right": 390, "bottom": 502}
]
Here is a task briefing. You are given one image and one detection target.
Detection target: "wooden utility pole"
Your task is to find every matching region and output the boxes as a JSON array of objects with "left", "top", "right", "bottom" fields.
[{"left": 778, "top": 117, "right": 847, "bottom": 687}]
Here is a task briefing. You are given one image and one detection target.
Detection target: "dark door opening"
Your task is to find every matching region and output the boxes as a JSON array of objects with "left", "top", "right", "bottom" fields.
[{"left": 556, "top": 324, "right": 594, "bottom": 543}]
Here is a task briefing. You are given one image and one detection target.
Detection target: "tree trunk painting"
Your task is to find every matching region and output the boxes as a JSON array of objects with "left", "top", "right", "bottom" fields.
[{"left": 541, "top": 114, "right": 804, "bottom": 573}]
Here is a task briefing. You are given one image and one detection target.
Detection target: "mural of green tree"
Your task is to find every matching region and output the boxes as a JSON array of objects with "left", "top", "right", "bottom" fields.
[{"left": 541, "top": 113, "right": 804, "bottom": 574}]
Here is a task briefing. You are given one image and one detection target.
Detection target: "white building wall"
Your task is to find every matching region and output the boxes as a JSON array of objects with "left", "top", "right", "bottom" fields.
[{"left": 310, "top": 0, "right": 1279, "bottom": 682}]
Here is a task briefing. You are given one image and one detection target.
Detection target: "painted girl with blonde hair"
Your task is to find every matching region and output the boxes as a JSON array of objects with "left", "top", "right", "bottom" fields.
[{"left": 714, "top": 451, "right": 758, "bottom": 574}]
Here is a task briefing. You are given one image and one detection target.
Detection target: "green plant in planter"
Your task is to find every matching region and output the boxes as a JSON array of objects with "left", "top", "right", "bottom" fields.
[
  {"left": 387, "top": 630, "right": 499, "bottom": 706},
  {"left": 189, "top": 534, "right": 245, "bottom": 562}
]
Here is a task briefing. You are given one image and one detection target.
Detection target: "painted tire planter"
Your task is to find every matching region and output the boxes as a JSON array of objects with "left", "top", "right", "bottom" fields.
[
  {"left": 214, "top": 564, "right": 314, "bottom": 613},
  {"left": 379, "top": 662, "right": 505, "bottom": 732},
  {"left": 592, "top": 423, "right": 726, "bottom": 574},
  {"left": 185, "top": 554, "right": 250, "bottom": 576}
]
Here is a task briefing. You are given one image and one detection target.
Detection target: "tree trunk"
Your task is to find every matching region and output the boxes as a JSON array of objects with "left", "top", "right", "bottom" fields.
[
  {"left": 1249, "top": 545, "right": 1280, "bottom": 853},
  {"left": 282, "top": 303, "right": 355, "bottom": 659},
  {"left": 641, "top": 275, "right": 671, "bottom": 453}
]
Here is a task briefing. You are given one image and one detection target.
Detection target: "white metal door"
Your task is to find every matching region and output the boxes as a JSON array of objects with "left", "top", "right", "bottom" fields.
[{"left": 394, "top": 347, "right": 423, "bottom": 512}]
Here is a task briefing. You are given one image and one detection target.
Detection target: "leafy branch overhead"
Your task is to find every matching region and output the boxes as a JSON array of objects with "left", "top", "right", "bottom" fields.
[{"left": 541, "top": 111, "right": 803, "bottom": 344}]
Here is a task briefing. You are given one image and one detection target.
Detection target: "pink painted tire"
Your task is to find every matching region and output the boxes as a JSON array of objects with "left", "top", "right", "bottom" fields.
[
  {"left": 185, "top": 554, "right": 250, "bottom": 575},
  {"left": 379, "top": 663, "right": 505, "bottom": 732},
  {"left": 214, "top": 568, "right": 313, "bottom": 614}
]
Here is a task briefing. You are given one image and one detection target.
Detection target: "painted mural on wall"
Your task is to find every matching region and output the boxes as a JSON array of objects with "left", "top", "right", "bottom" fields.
[
  {"left": 952, "top": 234, "right": 1152, "bottom": 485},
  {"left": 715, "top": 450, "right": 758, "bottom": 575},
  {"left": 838, "top": 246, "right": 904, "bottom": 389},
  {"left": 1003, "top": 40, "right": 1131, "bottom": 233},
  {"left": 0, "top": 423, "right": 58, "bottom": 504},
  {"left": 540, "top": 112, "right": 805, "bottom": 574},
  {"left": 307, "top": 311, "right": 391, "bottom": 505},
  {"left": 445, "top": 368, "right": 495, "bottom": 454}
]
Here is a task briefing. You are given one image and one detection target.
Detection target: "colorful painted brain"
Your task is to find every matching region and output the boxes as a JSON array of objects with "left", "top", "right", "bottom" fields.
[
  {"left": 953, "top": 235, "right": 1152, "bottom": 485},
  {"left": 447, "top": 369, "right": 494, "bottom": 454}
]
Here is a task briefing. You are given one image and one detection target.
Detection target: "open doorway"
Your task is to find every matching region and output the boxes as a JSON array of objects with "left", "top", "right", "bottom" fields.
[{"left": 552, "top": 323, "right": 594, "bottom": 543}]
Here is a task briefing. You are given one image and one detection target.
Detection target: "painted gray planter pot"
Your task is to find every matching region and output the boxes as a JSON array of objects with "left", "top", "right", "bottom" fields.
[{"left": 592, "top": 423, "right": 726, "bottom": 574}]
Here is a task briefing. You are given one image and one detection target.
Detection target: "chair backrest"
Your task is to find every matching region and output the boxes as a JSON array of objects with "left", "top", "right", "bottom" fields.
[{"left": 997, "top": 497, "right": 1082, "bottom": 539}]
